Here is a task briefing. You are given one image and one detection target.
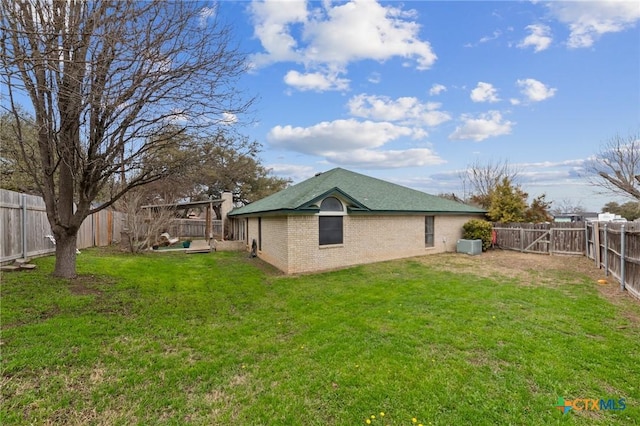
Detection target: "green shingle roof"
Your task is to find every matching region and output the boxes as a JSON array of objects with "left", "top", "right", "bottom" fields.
[{"left": 228, "top": 168, "right": 485, "bottom": 217}]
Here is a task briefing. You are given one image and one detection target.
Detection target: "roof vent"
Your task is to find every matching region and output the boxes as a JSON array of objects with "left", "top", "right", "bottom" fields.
[{"left": 314, "top": 172, "right": 323, "bottom": 177}]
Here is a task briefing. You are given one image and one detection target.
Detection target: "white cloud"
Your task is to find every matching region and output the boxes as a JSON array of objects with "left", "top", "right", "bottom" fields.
[
  {"left": 517, "top": 78, "right": 557, "bottom": 102},
  {"left": 547, "top": 0, "right": 640, "bottom": 48},
  {"left": 303, "top": 1, "right": 436, "bottom": 69},
  {"left": 266, "top": 163, "right": 316, "bottom": 181},
  {"left": 479, "top": 30, "right": 502, "bottom": 44},
  {"left": 324, "top": 148, "right": 445, "bottom": 168},
  {"left": 267, "top": 118, "right": 442, "bottom": 168},
  {"left": 347, "top": 94, "right": 451, "bottom": 127},
  {"left": 470, "top": 82, "right": 500, "bottom": 103},
  {"left": 199, "top": 5, "right": 217, "bottom": 28},
  {"left": 167, "top": 109, "right": 190, "bottom": 124},
  {"left": 429, "top": 83, "right": 447, "bottom": 96},
  {"left": 283, "top": 70, "right": 349, "bottom": 92},
  {"left": 518, "top": 24, "right": 552, "bottom": 52},
  {"left": 249, "top": 0, "right": 307, "bottom": 67},
  {"left": 249, "top": 0, "right": 437, "bottom": 91},
  {"left": 221, "top": 112, "right": 238, "bottom": 125},
  {"left": 367, "top": 72, "right": 381, "bottom": 84},
  {"left": 449, "top": 111, "right": 514, "bottom": 141},
  {"left": 517, "top": 159, "right": 585, "bottom": 169},
  {"left": 268, "top": 119, "right": 420, "bottom": 154},
  {"left": 465, "top": 29, "right": 503, "bottom": 48}
]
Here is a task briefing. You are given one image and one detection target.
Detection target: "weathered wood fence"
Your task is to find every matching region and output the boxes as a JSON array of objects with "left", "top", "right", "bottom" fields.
[
  {"left": 1, "top": 189, "right": 125, "bottom": 264},
  {"left": 493, "top": 222, "right": 640, "bottom": 299},
  {"left": 586, "top": 221, "right": 640, "bottom": 300},
  {"left": 168, "top": 219, "right": 223, "bottom": 239},
  {"left": 493, "top": 222, "right": 585, "bottom": 255},
  {"left": 0, "top": 189, "right": 227, "bottom": 263}
]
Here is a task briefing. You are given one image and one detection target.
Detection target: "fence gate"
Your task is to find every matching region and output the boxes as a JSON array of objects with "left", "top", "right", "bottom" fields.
[
  {"left": 523, "top": 228, "right": 551, "bottom": 253},
  {"left": 492, "top": 222, "right": 586, "bottom": 256}
]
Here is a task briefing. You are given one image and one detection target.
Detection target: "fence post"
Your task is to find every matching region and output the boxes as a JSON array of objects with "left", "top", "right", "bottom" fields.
[
  {"left": 603, "top": 223, "right": 608, "bottom": 276},
  {"left": 21, "top": 193, "right": 27, "bottom": 259},
  {"left": 584, "top": 221, "right": 588, "bottom": 257},
  {"left": 620, "top": 224, "right": 626, "bottom": 291},
  {"left": 584, "top": 222, "right": 588, "bottom": 258},
  {"left": 591, "top": 222, "right": 600, "bottom": 269},
  {"left": 520, "top": 227, "right": 524, "bottom": 252}
]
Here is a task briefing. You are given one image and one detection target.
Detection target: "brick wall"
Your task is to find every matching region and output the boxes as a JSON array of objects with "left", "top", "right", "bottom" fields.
[
  {"left": 246, "top": 217, "right": 289, "bottom": 271},
  {"left": 247, "top": 213, "right": 483, "bottom": 274}
]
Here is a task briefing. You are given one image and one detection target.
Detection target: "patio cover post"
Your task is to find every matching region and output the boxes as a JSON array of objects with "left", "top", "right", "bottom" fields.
[{"left": 206, "top": 202, "right": 212, "bottom": 239}]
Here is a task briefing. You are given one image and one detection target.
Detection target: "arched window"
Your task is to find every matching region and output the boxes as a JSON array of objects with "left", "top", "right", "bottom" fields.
[
  {"left": 319, "top": 196, "right": 343, "bottom": 245},
  {"left": 320, "top": 196, "right": 343, "bottom": 212}
]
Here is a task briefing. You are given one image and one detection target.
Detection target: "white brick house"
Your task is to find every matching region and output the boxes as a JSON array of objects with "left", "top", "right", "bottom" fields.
[{"left": 228, "top": 168, "right": 485, "bottom": 274}]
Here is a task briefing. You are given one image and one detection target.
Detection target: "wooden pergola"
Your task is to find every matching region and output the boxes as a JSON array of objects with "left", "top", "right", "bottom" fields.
[{"left": 141, "top": 199, "right": 224, "bottom": 239}]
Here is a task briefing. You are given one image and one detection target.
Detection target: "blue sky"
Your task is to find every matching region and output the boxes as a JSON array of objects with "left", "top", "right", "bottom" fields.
[{"left": 220, "top": 0, "right": 640, "bottom": 212}]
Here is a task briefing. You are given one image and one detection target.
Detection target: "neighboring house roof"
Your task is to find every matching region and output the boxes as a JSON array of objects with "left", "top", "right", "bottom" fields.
[{"left": 229, "top": 168, "right": 486, "bottom": 217}]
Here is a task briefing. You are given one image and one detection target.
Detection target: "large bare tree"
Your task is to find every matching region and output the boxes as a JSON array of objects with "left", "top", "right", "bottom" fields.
[
  {"left": 1, "top": 1, "right": 252, "bottom": 277},
  {"left": 459, "top": 158, "right": 519, "bottom": 209},
  {"left": 585, "top": 130, "right": 640, "bottom": 200}
]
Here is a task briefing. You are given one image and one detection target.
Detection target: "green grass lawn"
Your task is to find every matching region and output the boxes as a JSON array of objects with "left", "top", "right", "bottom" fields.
[{"left": 1, "top": 249, "right": 639, "bottom": 425}]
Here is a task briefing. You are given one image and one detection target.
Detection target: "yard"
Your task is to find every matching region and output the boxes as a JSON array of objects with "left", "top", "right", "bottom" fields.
[{"left": 1, "top": 249, "right": 639, "bottom": 425}]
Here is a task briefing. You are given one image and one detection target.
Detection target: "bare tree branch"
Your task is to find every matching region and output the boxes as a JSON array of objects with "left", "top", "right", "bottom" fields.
[
  {"left": 585, "top": 130, "right": 640, "bottom": 200},
  {"left": 459, "top": 158, "right": 519, "bottom": 208}
]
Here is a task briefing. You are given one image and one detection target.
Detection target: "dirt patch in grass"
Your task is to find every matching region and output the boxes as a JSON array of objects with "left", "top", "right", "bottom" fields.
[
  {"left": 68, "top": 274, "right": 115, "bottom": 296},
  {"left": 237, "top": 254, "right": 285, "bottom": 277},
  {"left": 418, "top": 250, "right": 601, "bottom": 280},
  {"left": 417, "top": 250, "right": 638, "bottom": 310}
]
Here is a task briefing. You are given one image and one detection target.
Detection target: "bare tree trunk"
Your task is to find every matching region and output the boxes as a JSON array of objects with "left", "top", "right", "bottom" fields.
[
  {"left": 52, "top": 144, "right": 78, "bottom": 277},
  {"left": 53, "top": 231, "right": 77, "bottom": 278}
]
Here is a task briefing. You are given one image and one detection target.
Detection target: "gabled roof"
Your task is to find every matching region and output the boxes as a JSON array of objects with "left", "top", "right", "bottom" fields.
[{"left": 229, "top": 168, "right": 485, "bottom": 217}]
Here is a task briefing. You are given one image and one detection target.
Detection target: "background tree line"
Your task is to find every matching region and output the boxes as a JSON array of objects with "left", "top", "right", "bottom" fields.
[
  {"left": 446, "top": 128, "right": 640, "bottom": 224},
  {"left": 442, "top": 159, "right": 554, "bottom": 224},
  {"left": 0, "top": 110, "right": 289, "bottom": 217}
]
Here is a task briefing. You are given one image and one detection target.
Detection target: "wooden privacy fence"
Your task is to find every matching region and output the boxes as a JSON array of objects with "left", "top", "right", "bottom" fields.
[
  {"left": 0, "top": 188, "right": 226, "bottom": 263},
  {"left": 492, "top": 222, "right": 586, "bottom": 255},
  {"left": 493, "top": 221, "right": 640, "bottom": 299},
  {"left": 169, "top": 219, "right": 223, "bottom": 239},
  {"left": 587, "top": 221, "right": 640, "bottom": 300},
  {"left": 0, "top": 189, "right": 124, "bottom": 264}
]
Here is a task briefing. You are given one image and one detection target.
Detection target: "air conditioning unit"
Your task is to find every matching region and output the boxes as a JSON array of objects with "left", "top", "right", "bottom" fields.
[{"left": 456, "top": 239, "right": 482, "bottom": 256}]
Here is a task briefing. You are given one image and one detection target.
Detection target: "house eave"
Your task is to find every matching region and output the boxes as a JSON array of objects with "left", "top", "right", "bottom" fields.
[
  {"left": 346, "top": 210, "right": 486, "bottom": 215},
  {"left": 229, "top": 209, "right": 486, "bottom": 218},
  {"left": 228, "top": 208, "right": 320, "bottom": 218}
]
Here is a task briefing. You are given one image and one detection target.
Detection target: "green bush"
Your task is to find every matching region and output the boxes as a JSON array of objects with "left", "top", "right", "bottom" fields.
[{"left": 462, "top": 219, "right": 493, "bottom": 251}]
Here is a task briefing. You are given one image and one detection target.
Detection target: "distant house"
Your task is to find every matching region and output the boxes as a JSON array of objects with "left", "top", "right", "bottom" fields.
[
  {"left": 228, "top": 168, "right": 485, "bottom": 274},
  {"left": 553, "top": 214, "right": 584, "bottom": 223},
  {"left": 553, "top": 212, "right": 599, "bottom": 222}
]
